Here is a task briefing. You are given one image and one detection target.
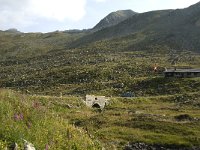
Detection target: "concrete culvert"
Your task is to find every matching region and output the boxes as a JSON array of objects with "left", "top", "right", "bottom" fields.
[{"left": 85, "top": 95, "right": 109, "bottom": 109}]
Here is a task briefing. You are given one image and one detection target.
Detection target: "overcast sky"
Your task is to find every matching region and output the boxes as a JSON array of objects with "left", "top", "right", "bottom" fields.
[{"left": 0, "top": 0, "right": 199, "bottom": 33}]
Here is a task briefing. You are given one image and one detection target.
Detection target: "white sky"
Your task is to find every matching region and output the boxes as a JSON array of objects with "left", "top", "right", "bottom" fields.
[{"left": 0, "top": 0, "right": 199, "bottom": 32}]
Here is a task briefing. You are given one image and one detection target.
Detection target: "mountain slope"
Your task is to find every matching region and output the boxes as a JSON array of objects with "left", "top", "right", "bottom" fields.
[
  {"left": 0, "top": 30, "right": 87, "bottom": 59},
  {"left": 72, "top": 1, "right": 200, "bottom": 51},
  {"left": 93, "top": 9, "right": 137, "bottom": 31},
  {"left": 70, "top": 9, "right": 172, "bottom": 48}
]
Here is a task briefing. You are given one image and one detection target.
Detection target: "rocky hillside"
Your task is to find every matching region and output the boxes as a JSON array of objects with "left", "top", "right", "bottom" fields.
[
  {"left": 0, "top": 2, "right": 200, "bottom": 149},
  {"left": 73, "top": 1, "right": 200, "bottom": 52},
  {"left": 0, "top": 30, "right": 86, "bottom": 59},
  {"left": 93, "top": 9, "right": 137, "bottom": 31}
]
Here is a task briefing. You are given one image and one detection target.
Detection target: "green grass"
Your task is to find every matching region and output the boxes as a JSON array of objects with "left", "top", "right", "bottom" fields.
[
  {"left": 1, "top": 46, "right": 199, "bottom": 97},
  {"left": 0, "top": 27, "right": 200, "bottom": 149},
  {"left": 0, "top": 88, "right": 200, "bottom": 149},
  {"left": 0, "top": 89, "right": 101, "bottom": 149},
  {"left": 84, "top": 95, "right": 200, "bottom": 148}
]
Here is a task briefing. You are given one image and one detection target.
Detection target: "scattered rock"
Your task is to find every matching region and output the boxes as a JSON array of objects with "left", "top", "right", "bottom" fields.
[
  {"left": 135, "top": 111, "right": 143, "bottom": 114},
  {"left": 23, "top": 140, "right": 36, "bottom": 150},
  {"left": 124, "top": 142, "right": 151, "bottom": 150},
  {"left": 124, "top": 142, "right": 200, "bottom": 150},
  {"left": 8, "top": 142, "right": 18, "bottom": 150},
  {"left": 174, "top": 114, "right": 193, "bottom": 121},
  {"left": 65, "top": 104, "right": 73, "bottom": 109}
]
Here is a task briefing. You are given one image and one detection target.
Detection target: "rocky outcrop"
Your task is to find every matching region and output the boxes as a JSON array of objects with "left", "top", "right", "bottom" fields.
[
  {"left": 124, "top": 142, "right": 200, "bottom": 150},
  {"left": 93, "top": 10, "right": 137, "bottom": 31}
]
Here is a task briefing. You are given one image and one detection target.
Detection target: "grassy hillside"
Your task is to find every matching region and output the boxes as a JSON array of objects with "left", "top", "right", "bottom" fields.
[
  {"left": 0, "top": 31, "right": 86, "bottom": 60},
  {"left": 1, "top": 40, "right": 199, "bottom": 149},
  {"left": 0, "top": 2, "right": 200, "bottom": 149},
  {"left": 77, "top": 93, "right": 200, "bottom": 149},
  {"left": 0, "top": 37, "right": 199, "bottom": 96},
  {"left": 0, "top": 89, "right": 101, "bottom": 149},
  {"left": 1, "top": 89, "right": 200, "bottom": 149}
]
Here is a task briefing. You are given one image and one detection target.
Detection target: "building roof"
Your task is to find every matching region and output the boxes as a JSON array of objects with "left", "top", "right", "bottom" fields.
[{"left": 164, "top": 69, "right": 200, "bottom": 73}]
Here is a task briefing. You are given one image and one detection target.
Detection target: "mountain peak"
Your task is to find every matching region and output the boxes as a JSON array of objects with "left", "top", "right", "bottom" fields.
[
  {"left": 5, "top": 28, "right": 21, "bottom": 33},
  {"left": 93, "top": 9, "right": 137, "bottom": 31},
  {"left": 189, "top": 1, "right": 200, "bottom": 7}
]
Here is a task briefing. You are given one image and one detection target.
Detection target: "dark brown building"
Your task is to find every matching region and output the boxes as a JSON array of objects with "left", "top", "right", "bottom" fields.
[{"left": 164, "top": 69, "right": 200, "bottom": 78}]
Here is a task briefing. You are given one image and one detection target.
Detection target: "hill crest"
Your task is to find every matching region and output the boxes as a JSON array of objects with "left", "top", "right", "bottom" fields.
[{"left": 93, "top": 9, "right": 137, "bottom": 31}]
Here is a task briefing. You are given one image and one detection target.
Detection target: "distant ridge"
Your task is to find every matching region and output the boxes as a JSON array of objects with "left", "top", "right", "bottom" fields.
[
  {"left": 93, "top": 9, "right": 137, "bottom": 31},
  {"left": 5, "top": 28, "right": 21, "bottom": 34},
  {"left": 72, "top": 1, "right": 200, "bottom": 52}
]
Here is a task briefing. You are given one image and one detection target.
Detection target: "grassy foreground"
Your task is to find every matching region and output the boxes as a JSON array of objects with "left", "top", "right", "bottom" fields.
[
  {"left": 0, "top": 89, "right": 101, "bottom": 149},
  {"left": 1, "top": 88, "right": 200, "bottom": 149}
]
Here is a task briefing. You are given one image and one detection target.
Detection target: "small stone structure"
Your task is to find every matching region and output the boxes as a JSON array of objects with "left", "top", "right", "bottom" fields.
[{"left": 85, "top": 95, "right": 109, "bottom": 109}]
